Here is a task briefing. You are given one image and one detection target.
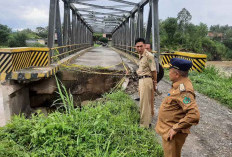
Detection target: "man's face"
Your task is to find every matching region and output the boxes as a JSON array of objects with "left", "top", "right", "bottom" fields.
[
  {"left": 145, "top": 44, "right": 152, "bottom": 52},
  {"left": 169, "top": 68, "right": 179, "bottom": 82},
  {"left": 135, "top": 42, "right": 145, "bottom": 55}
]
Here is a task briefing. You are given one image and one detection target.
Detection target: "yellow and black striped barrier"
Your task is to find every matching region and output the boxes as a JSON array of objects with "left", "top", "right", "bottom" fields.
[
  {"left": 8, "top": 66, "right": 60, "bottom": 81},
  {"left": 0, "top": 47, "right": 49, "bottom": 81},
  {"left": 0, "top": 45, "right": 92, "bottom": 81},
  {"left": 161, "top": 51, "right": 207, "bottom": 72}
]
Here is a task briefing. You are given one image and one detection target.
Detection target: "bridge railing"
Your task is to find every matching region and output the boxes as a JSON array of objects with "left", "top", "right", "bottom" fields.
[
  {"left": 0, "top": 44, "right": 92, "bottom": 81},
  {"left": 50, "top": 43, "right": 91, "bottom": 63},
  {"left": 0, "top": 47, "right": 50, "bottom": 80},
  {"left": 113, "top": 44, "right": 207, "bottom": 72},
  {"left": 113, "top": 44, "right": 158, "bottom": 56}
]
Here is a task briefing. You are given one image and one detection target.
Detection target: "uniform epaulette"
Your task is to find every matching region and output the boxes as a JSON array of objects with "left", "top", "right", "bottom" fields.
[
  {"left": 179, "top": 83, "right": 186, "bottom": 92},
  {"left": 145, "top": 52, "right": 149, "bottom": 57}
]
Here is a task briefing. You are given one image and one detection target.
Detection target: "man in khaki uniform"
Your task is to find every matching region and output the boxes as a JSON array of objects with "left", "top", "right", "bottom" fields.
[
  {"left": 155, "top": 58, "right": 200, "bottom": 157},
  {"left": 135, "top": 38, "right": 157, "bottom": 128}
]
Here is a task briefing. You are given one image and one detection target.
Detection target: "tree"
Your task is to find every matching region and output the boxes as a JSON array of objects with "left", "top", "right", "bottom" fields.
[
  {"left": 99, "top": 37, "right": 108, "bottom": 43},
  {"left": 0, "top": 24, "right": 11, "bottom": 45},
  {"left": 21, "top": 28, "right": 39, "bottom": 39},
  {"left": 8, "top": 32, "right": 28, "bottom": 47},
  {"left": 163, "top": 18, "right": 178, "bottom": 45},
  {"left": 93, "top": 33, "right": 103, "bottom": 42},
  {"left": 35, "top": 26, "right": 48, "bottom": 38},
  {"left": 177, "top": 8, "right": 192, "bottom": 28},
  {"left": 210, "top": 25, "right": 220, "bottom": 32}
]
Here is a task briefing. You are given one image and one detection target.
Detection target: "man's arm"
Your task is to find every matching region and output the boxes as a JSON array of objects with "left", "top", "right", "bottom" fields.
[
  {"left": 172, "top": 92, "right": 200, "bottom": 131},
  {"left": 168, "top": 92, "right": 200, "bottom": 140},
  {"left": 151, "top": 71, "right": 157, "bottom": 91}
]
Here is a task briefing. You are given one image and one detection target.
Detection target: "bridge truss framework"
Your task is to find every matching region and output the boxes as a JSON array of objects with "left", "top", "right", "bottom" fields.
[{"left": 48, "top": 0, "right": 160, "bottom": 60}]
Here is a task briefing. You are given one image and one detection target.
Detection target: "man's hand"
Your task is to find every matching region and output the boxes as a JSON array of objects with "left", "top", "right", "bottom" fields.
[
  {"left": 168, "top": 128, "right": 177, "bottom": 141},
  {"left": 153, "top": 81, "right": 157, "bottom": 91}
]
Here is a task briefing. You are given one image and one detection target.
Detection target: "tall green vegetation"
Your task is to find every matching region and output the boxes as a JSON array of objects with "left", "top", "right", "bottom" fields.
[
  {"left": 8, "top": 32, "right": 28, "bottom": 47},
  {"left": 0, "top": 25, "right": 48, "bottom": 47},
  {"left": 209, "top": 25, "right": 232, "bottom": 59},
  {"left": 0, "top": 80, "right": 163, "bottom": 156},
  {"left": 160, "top": 8, "right": 232, "bottom": 60},
  {"left": 0, "top": 24, "right": 11, "bottom": 46},
  {"left": 93, "top": 33, "right": 103, "bottom": 42},
  {"left": 35, "top": 26, "right": 48, "bottom": 39},
  {"left": 189, "top": 66, "right": 232, "bottom": 109}
]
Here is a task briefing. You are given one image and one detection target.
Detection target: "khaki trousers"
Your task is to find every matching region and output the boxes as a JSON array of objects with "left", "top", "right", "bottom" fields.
[
  {"left": 162, "top": 133, "right": 188, "bottom": 157},
  {"left": 139, "top": 77, "right": 154, "bottom": 128}
]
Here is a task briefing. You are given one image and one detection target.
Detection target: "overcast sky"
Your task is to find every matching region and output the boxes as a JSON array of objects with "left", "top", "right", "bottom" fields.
[{"left": 0, "top": 0, "right": 231, "bottom": 31}]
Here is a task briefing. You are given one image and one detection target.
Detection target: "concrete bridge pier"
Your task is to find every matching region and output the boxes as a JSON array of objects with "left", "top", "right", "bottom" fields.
[{"left": 0, "top": 81, "right": 31, "bottom": 127}]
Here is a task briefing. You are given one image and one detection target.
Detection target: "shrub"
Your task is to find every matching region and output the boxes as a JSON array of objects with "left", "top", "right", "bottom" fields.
[
  {"left": 99, "top": 37, "right": 108, "bottom": 43},
  {"left": 8, "top": 32, "right": 28, "bottom": 47}
]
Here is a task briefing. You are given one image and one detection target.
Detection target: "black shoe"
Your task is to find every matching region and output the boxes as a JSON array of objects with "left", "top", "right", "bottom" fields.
[{"left": 135, "top": 97, "right": 140, "bottom": 101}]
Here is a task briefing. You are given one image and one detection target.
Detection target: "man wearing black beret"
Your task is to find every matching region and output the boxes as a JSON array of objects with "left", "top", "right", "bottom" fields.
[{"left": 155, "top": 58, "right": 200, "bottom": 157}]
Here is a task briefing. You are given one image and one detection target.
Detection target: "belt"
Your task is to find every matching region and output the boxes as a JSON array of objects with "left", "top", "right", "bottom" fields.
[{"left": 138, "top": 75, "right": 152, "bottom": 79}]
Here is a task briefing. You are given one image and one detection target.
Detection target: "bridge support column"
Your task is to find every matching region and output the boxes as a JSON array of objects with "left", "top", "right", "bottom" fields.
[{"left": 0, "top": 82, "right": 31, "bottom": 127}]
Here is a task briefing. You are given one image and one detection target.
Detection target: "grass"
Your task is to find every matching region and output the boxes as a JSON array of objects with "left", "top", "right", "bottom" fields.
[
  {"left": 189, "top": 66, "right": 232, "bottom": 109},
  {"left": 94, "top": 44, "right": 101, "bottom": 47},
  {"left": 164, "top": 66, "right": 232, "bottom": 109},
  {"left": 0, "top": 77, "right": 163, "bottom": 157},
  {"left": 0, "top": 46, "right": 9, "bottom": 48}
]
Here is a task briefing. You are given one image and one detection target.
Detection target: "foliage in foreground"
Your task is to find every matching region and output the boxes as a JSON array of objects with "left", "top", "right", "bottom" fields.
[
  {"left": 189, "top": 66, "right": 232, "bottom": 109},
  {"left": 0, "top": 91, "right": 163, "bottom": 157}
]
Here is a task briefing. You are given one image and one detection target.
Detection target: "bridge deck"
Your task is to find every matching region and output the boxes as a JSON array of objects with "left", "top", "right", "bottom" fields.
[{"left": 70, "top": 47, "right": 138, "bottom": 71}]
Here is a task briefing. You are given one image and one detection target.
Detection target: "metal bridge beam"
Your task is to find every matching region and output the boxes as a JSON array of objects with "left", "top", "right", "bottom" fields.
[
  {"left": 71, "top": 9, "right": 76, "bottom": 46},
  {"left": 79, "top": 10, "right": 124, "bottom": 18},
  {"left": 63, "top": 1, "right": 70, "bottom": 51},
  {"left": 68, "top": 0, "right": 137, "bottom": 6},
  {"left": 48, "top": 0, "right": 57, "bottom": 49},
  {"left": 145, "top": 2, "right": 152, "bottom": 43},
  {"left": 130, "top": 14, "right": 135, "bottom": 50},
  {"left": 151, "top": 0, "right": 160, "bottom": 61},
  {"left": 56, "top": 1, "right": 63, "bottom": 53},
  {"left": 70, "top": 1, "right": 130, "bottom": 13},
  {"left": 111, "top": 0, "right": 149, "bottom": 34},
  {"left": 108, "top": 0, "right": 137, "bottom": 6}
]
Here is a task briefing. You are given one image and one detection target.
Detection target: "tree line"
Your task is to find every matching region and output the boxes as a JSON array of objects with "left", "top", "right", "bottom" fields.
[
  {"left": 0, "top": 26, "right": 47, "bottom": 48},
  {"left": 159, "top": 8, "right": 232, "bottom": 60},
  {"left": 1, "top": 8, "right": 232, "bottom": 60}
]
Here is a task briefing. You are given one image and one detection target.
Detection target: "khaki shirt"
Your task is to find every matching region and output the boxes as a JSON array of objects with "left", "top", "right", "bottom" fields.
[
  {"left": 137, "top": 50, "right": 156, "bottom": 76},
  {"left": 155, "top": 77, "right": 200, "bottom": 141}
]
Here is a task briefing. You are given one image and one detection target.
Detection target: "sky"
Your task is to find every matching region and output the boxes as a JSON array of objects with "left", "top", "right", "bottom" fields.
[{"left": 0, "top": 0, "right": 231, "bottom": 31}]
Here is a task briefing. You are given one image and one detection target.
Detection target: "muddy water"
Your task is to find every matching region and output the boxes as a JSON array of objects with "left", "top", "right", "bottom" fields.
[{"left": 206, "top": 61, "right": 232, "bottom": 77}]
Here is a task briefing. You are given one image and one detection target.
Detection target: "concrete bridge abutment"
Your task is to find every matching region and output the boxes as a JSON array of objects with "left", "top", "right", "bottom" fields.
[{"left": 0, "top": 81, "right": 31, "bottom": 126}]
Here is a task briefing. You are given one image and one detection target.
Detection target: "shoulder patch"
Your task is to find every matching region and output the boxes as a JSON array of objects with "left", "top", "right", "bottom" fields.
[
  {"left": 179, "top": 83, "right": 185, "bottom": 92},
  {"left": 183, "top": 96, "right": 191, "bottom": 104}
]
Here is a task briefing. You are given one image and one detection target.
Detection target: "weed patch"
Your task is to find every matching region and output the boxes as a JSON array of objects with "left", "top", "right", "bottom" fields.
[
  {"left": 189, "top": 66, "right": 232, "bottom": 109},
  {"left": 0, "top": 90, "right": 163, "bottom": 156}
]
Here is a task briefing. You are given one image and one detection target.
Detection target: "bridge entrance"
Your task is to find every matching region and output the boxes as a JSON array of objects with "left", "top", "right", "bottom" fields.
[{"left": 0, "top": 0, "right": 161, "bottom": 126}]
